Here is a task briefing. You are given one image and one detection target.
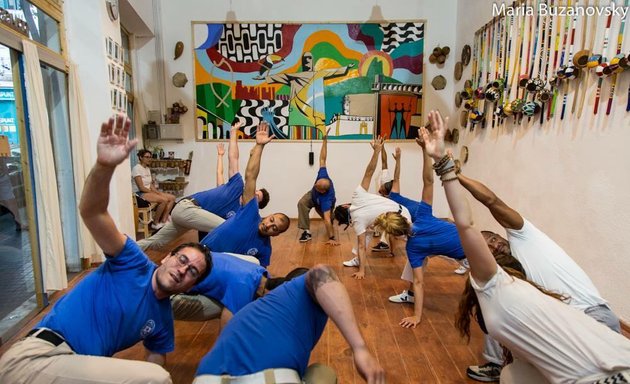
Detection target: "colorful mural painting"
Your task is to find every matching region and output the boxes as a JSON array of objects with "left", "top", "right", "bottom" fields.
[{"left": 193, "top": 22, "right": 424, "bottom": 140}]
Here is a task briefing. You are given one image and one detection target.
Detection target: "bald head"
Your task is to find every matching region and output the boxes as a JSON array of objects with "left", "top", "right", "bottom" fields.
[{"left": 314, "top": 178, "right": 331, "bottom": 194}]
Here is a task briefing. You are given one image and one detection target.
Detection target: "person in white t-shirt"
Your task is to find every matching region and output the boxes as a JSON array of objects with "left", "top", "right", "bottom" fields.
[
  {"left": 132, "top": 149, "right": 176, "bottom": 229},
  {"left": 335, "top": 137, "right": 411, "bottom": 279},
  {"left": 455, "top": 172, "right": 621, "bottom": 381},
  {"left": 421, "top": 109, "right": 630, "bottom": 384}
]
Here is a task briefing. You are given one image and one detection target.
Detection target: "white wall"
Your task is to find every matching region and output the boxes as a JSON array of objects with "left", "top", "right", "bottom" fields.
[
  {"left": 134, "top": 0, "right": 460, "bottom": 222},
  {"left": 455, "top": 0, "right": 630, "bottom": 321},
  {"left": 64, "top": 0, "right": 135, "bottom": 247}
]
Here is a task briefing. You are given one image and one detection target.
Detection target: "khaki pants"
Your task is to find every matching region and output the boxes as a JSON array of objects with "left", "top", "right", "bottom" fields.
[
  {"left": 297, "top": 191, "right": 334, "bottom": 231},
  {"left": 0, "top": 335, "right": 171, "bottom": 384},
  {"left": 137, "top": 199, "right": 225, "bottom": 250}
]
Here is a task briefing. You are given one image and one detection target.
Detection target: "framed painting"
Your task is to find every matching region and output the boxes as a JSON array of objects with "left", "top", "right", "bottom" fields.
[{"left": 193, "top": 21, "right": 424, "bottom": 141}]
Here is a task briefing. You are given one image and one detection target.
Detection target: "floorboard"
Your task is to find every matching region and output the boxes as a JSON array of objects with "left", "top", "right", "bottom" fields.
[{"left": 1, "top": 219, "right": 490, "bottom": 383}]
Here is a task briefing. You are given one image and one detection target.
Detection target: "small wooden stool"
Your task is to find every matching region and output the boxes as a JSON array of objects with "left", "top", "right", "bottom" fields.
[{"left": 132, "top": 195, "right": 157, "bottom": 239}]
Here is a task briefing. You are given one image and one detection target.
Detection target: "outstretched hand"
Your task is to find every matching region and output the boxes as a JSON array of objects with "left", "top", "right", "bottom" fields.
[
  {"left": 217, "top": 143, "right": 225, "bottom": 156},
  {"left": 393, "top": 147, "right": 401, "bottom": 161},
  {"left": 369, "top": 136, "right": 384, "bottom": 152},
  {"left": 353, "top": 346, "right": 386, "bottom": 384},
  {"left": 420, "top": 110, "right": 448, "bottom": 160},
  {"left": 255, "top": 121, "right": 275, "bottom": 145},
  {"left": 97, "top": 115, "right": 137, "bottom": 167}
]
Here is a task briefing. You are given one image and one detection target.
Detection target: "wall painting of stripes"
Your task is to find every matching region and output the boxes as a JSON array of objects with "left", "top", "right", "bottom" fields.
[{"left": 193, "top": 22, "right": 424, "bottom": 141}]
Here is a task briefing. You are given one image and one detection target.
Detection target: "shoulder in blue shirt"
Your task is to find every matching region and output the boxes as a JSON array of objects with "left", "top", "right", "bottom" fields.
[
  {"left": 190, "top": 173, "right": 244, "bottom": 219},
  {"left": 37, "top": 237, "right": 174, "bottom": 356},
  {"left": 195, "top": 275, "right": 328, "bottom": 377},
  {"left": 189, "top": 252, "right": 266, "bottom": 314},
  {"left": 311, "top": 167, "right": 336, "bottom": 212},
  {"left": 201, "top": 198, "right": 272, "bottom": 267}
]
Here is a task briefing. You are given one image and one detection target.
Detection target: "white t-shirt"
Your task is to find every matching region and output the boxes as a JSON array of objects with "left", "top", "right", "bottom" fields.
[
  {"left": 471, "top": 268, "right": 630, "bottom": 383},
  {"left": 506, "top": 219, "right": 606, "bottom": 310},
  {"left": 349, "top": 185, "right": 411, "bottom": 236},
  {"left": 131, "top": 164, "right": 152, "bottom": 194}
]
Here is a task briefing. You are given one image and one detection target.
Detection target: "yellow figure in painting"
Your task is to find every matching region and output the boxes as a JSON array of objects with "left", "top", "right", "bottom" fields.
[{"left": 265, "top": 52, "right": 354, "bottom": 130}]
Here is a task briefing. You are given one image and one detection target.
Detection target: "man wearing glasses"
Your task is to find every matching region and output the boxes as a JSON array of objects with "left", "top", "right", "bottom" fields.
[{"left": 0, "top": 116, "right": 213, "bottom": 384}]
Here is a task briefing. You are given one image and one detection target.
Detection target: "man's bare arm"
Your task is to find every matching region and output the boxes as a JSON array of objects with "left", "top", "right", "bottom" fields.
[{"left": 360, "top": 137, "right": 384, "bottom": 191}]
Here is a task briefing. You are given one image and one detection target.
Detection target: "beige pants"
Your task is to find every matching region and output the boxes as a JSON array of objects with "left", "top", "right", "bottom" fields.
[
  {"left": 0, "top": 335, "right": 171, "bottom": 383},
  {"left": 137, "top": 199, "right": 225, "bottom": 250}
]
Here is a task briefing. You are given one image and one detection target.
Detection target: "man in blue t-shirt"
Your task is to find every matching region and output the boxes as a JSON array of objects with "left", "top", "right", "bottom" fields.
[
  {"left": 171, "top": 253, "right": 308, "bottom": 327},
  {"left": 0, "top": 116, "right": 212, "bottom": 384},
  {"left": 193, "top": 264, "right": 385, "bottom": 384},
  {"left": 201, "top": 122, "right": 290, "bottom": 267},
  {"left": 297, "top": 128, "right": 338, "bottom": 245},
  {"left": 138, "top": 122, "right": 270, "bottom": 250}
]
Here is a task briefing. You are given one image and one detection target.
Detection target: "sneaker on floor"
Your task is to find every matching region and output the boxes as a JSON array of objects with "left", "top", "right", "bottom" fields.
[
  {"left": 151, "top": 222, "right": 165, "bottom": 230},
  {"left": 454, "top": 258, "right": 470, "bottom": 275},
  {"left": 371, "top": 242, "right": 390, "bottom": 252},
  {"left": 389, "top": 290, "right": 415, "bottom": 303},
  {"left": 466, "top": 362, "right": 501, "bottom": 382},
  {"left": 454, "top": 265, "right": 469, "bottom": 275},
  {"left": 299, "top": 231, "right": 312, "bottom": 243},
  {"left": 342, "top": 257, "right": 360, "bottom": 267}
]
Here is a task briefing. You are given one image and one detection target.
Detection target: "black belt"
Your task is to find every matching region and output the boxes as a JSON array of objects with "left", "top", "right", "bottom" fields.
[
  {"left": 179, "top": 197, "right": 200, "bottom": 207},
  {"left": 27, "top": 328, "right": 66, "bottom": 347}
]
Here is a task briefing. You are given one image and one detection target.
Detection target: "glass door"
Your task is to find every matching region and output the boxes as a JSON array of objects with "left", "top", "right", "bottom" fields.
[{"left": 0, "top": 43, "right": 43, "bottom": 340}]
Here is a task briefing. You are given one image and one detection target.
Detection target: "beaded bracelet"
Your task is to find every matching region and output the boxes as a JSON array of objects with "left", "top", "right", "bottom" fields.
[
  {"left": 432, "top": 154, "right": 451, "bottom": 170},
  {"left": 441, "top": 176, "right": 459, "bottom": 185},
  {"left": 435, "top": 158, "right": 455, "bottom": 176}
]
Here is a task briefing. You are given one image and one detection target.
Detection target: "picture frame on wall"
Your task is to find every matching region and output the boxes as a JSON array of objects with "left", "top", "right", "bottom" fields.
[
  {"left": 106, "top": 37, "right": 114, "bottom": 58},
  {"left": 192, "top": 21, "right": 424, "bottom": 141}
]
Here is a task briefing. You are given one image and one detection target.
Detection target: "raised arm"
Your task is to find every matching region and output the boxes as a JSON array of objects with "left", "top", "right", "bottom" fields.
[
  {"left": 243, "top": 122, "right": 274, "bottom": 203},
  {"left": 79, "top": 115, "right": 136, "bottom": 256},
  {"left": 216, "top": 144, "right": 225, "bottom": 186},
  {"left": 457, "top": 173, "right": 524, "bottom": 230},
  {"left": 228, "top": 121, "right": 243, "bottom": 178},
  {"left": 360, "top": 136, "right": 384, "bottom": 191},
  {"left": 319, "top": 127, "right": 330, "bottom": 167},
  {"left": 421, "top": 111, "right": 497, "bottom": 284},
  {"left": 391, "top": 147, "right": 401, "bottom": 194},
  {"left": 418, "top": 137, "right": 434, "bottom": 205},
  {"left": 306, "top": 265, "right": 385, "bottom": 384}
]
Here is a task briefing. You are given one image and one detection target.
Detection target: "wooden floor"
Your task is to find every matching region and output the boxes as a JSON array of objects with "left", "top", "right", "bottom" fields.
[{"left": 0, "top": 219, "right": 485, "bottom": 384}]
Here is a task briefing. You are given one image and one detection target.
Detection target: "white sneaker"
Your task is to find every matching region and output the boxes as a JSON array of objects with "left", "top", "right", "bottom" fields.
[
  {"left": 151, "top": 222, "right": 165, "bottom": 230},
  {"left": 389, "top": 290, "right": 415, "bottom": 303},
  {"left": 342, "top": 257, "right": 360, "bottom": 267},
  {"left": 454, "top": 258, "right": 470, "bottom": 275}
]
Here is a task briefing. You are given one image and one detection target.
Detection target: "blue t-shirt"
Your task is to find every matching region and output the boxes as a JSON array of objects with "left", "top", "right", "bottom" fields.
[
  {"left": 311, "top": 167, "right": 335, "bottom": 212},
  {"left": 201, "top": 198, "right": 272, "bottom": 267},
  {"left": 406, "top": 201, "right": 466, "bottom": 268},
  {"left": 189, "top": 173, "right": 244, "bottom": 219},
  {"left": 388, "top": 192, "right": 422, "bottom": 221},
  {"left": 189, "top": 252, "right": 266, "bottom": 314},
  {"left": 195, "top": 275, "right": 328, "bottom": 377},
  {"left": 37, "top": 238, "right": 174, "bottom": 356}
]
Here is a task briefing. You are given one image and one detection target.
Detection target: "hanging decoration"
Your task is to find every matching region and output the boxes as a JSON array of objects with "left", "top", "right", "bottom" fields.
[{"left": 457, "top": 0, "right": 630, "bottom": 131}]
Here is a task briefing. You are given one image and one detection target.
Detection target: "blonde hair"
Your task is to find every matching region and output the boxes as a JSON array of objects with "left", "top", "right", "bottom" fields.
[{"left": 373, "top": 212, "right": 410, "bottom": 237}]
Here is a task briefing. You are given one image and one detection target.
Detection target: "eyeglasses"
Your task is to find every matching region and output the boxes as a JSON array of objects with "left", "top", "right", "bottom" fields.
[{"left": 174, "top": 253, "right": 200, "bottom": 279}]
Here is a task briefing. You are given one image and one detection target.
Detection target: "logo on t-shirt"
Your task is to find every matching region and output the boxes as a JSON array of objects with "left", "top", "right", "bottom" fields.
[
  {"left": 140, "top": 319, "right": 156, "bottom": 338},
  {"left": 246, "top": 248, "right": 258, "bottom": 256},
  {"left": 226, "top": 210, "right": 236, "bottom": 218}
]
